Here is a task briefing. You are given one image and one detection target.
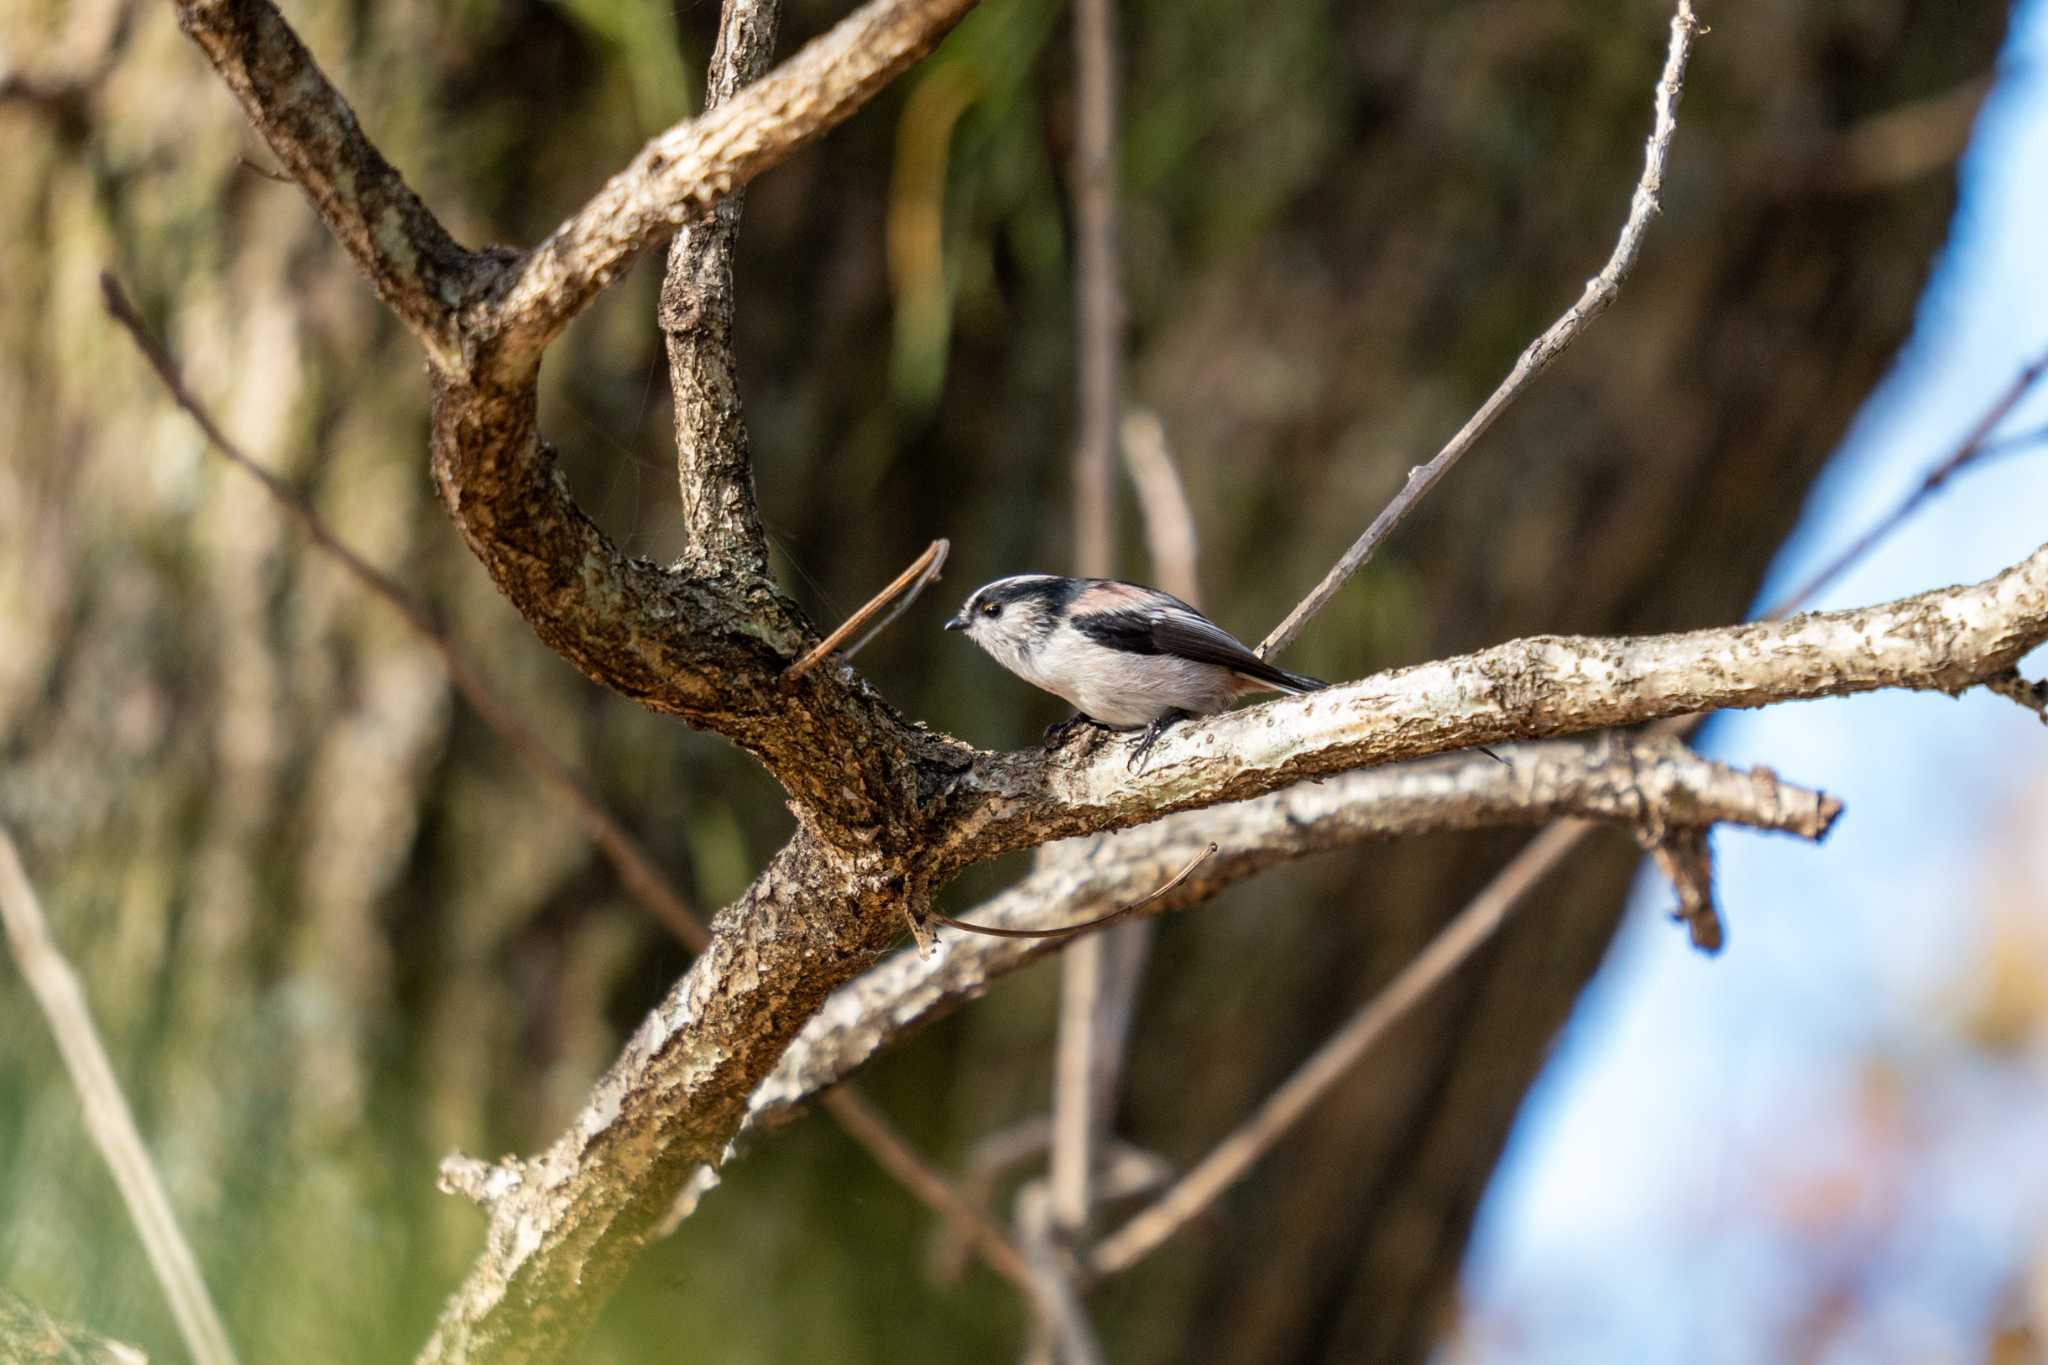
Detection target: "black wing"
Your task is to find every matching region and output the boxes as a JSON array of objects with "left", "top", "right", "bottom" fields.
[{"left": 1075, "top": 604, "right": 1326, "bottom": 693}]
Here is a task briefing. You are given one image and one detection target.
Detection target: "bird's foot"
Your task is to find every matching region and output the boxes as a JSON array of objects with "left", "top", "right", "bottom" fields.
[{"left": 1127, "top": 710, "right": 1191, "bottom": 773}]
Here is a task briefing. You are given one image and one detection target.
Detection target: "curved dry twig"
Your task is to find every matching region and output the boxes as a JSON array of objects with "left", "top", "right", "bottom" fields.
[
  {"left": 930, "top": 842, "right": 1217, "bottom": 940},
  {"left": 1258, "top": 0, "right": 1702, "bottom": 659}
]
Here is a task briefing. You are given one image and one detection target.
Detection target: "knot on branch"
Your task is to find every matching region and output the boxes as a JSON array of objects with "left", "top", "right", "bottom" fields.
[
  {"left": 1637, "top": 823, "right": 1721, "bottom": 952},
  {"left": 1986, "top": 667, "right": 2048, "bottom": 723},
  {"left": 439, "top": 1151, "right": 529, "bottom": 1207}
]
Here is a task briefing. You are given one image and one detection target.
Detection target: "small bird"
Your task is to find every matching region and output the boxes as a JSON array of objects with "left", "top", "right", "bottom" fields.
[{"left": 945, "top": 574, "right": 1327, "bottom": 769}]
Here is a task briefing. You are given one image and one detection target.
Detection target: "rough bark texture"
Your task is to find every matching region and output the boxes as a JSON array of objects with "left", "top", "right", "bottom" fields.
[
  {"left": 745, "top": 735, "right": 1844, "bottom": 1132},
  {"left": 0, "top": 0, "right": 2017, "bottom": 1361}
]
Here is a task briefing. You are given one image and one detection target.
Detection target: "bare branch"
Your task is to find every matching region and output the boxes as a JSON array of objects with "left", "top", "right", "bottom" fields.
[
  {"left": 490, "top": 0, "right": 980, "bottom": 368},
  {"left": 416, "top": 830, "right": 905, "bottom": 1365},
  {"left": 815, "top": 1088, "right": 1046, "bottom": 1313},
  {"left": 843, "top": 539, "right": 953, "bottom": 663},
  {"left": 109, "top": 208, "right": 1020, "bottom": 1360},
  {"left": 1765, "top": 347, "right": 2048, "bottom": 616},
  {"left": 1640, "top": 824, "right": 1719, "bottom": 950},
  {"left": 659, "top": 0, "right": 784, "bottom": 579},
  {"left": 1016, "top": 1183, "right": 1106, "bottom": 1365},
  {"left": 1259, "top": 0, "right": 1702, "bottom": 658},
  {"left": 168, "top": 0, "right": 477, "bottom": 366},
  {"left": 1096, "top": 343, "right": 2048, "bottom": 1276},
  {"left": 0, "top": 827, "right": 242, "bottom": 1365},
  {"left": 746, "top": 737, "right": 1840, "bottom": 1132},
  {"left": 956, "top": 539, "right": 2048, "bottom": 862},
  {"left": 1087, "top": 820, "right": 1589, "bottom": 1278},
  {"left": 929, "top": 842, "right": 1215, "bottom": 939},
  {"left": 1068, "top": 0, "right": 1123, "bottom": 583}
]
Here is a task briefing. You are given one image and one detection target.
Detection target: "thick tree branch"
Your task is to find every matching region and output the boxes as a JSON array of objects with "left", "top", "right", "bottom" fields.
[
  {"left": 953, "top": 540, "right": 2048, "bottom": 864},
  {"left": 421, "top": 369, "right": 961, "bottom": 835},
  {"left": 423, "top": 726, "right": 1841, "bottom": 1364},
  {"left": 418, "top": 831, "right": 920, "bottom": 1365},
  {"left": 169, "top": 0, "right": 478, "bottom": 366},
  {"left": 657, "top": 0, "right": 783, "bottom": 580},
  {"left": 489, "top": 0, "right": 979, "bottom": 368},
  {"left": 419, "top": 539, "right": 2039, "bottom": 1362},
  {"left": 744, "top": 736, "right": 1838, "bottom": 1129}
]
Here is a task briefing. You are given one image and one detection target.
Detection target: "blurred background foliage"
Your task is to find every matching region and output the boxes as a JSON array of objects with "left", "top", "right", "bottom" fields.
[{"left": 0, "top": 0, "right": 2024, "bottom": 1360}]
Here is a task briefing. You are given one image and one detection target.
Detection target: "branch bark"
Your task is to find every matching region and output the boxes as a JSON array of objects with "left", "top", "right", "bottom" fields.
[
  {"left": 657, "top": 0, "right": 783, "bottom": 581},
  {"left": 945, "top": 540, "right": 2048, "bottom": 863},
  {"left": 743, "top": 735, "right": 1840, "bottom": 1130},
  {"left": 151, "top": 0, "right": 2046, "bottom": 1357}
]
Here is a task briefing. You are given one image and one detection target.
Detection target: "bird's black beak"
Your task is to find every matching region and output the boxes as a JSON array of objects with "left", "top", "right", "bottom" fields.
[{"left": 943, "top": 614, "right": 968, "bottom": 632}]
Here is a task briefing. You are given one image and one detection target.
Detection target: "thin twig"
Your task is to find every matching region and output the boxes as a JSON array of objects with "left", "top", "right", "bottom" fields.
[
  {"left": 816, "top": 1088, "right": 1048, "bottom": 1312},
  {"left": 1763, "top": 348, "right": 2048, "bottom": 618},
  {"left": 930, "top": 844, "right": 1216, "bottom": 940},
  {"left": 844, "top": 540, "right": 951, "bottom": 662},
  {"left": 101, "top": 272, "right": 713, "bottom": 953},
  {"left": 1974, "top": 420, "right": 2048, "bottom": 464},
  {"left": 0, "top": 826, "right": 243, "bottom": 1365},
  {"left": 1258, "top": 0, "right": 1702, "bottom": 659},
  {"left": 1087, "top": 821, "right": 1588, "bottom": 1278},
  {"left": 781, "top": 539, "right": 950, "bottom": 684}
]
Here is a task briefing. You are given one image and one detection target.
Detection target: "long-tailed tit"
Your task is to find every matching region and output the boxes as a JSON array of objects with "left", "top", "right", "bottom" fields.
[{"left": 945, "top": 574, "right": 1327, "bottom": 768}]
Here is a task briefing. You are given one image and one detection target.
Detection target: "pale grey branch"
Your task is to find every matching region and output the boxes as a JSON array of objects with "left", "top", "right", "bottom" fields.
[
  {"left": 959, "top": 539, "right": 2048, "bottom": 863},
  {"left": 747, "top": 736, "right": 1840, "bottom": 1131},
  {"left": 0, "top": 827, "right": 242, "bottom": 1365}
]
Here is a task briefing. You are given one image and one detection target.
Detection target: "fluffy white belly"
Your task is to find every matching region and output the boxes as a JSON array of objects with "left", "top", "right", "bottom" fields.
[{"left": 1057, "top": 653, "right": 1240, "bottom": 728}]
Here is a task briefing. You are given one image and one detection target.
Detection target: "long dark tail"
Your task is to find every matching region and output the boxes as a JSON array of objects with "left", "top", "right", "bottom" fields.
[{"left": 1231, "top": 659, "right": 1327, "bottom": 696}]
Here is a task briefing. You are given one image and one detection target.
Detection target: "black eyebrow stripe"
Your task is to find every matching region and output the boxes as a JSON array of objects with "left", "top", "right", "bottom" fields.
[{"left": 979, "top": 576, "right": 1081, "bottom": 611}]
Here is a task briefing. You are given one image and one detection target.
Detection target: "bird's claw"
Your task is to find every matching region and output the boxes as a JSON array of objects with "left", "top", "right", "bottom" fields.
[{"left": 1126, "top": 710, "right": 1189, "bottom": 773}]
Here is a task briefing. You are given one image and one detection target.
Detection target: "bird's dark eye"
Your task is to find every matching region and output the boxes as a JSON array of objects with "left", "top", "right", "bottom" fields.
[{"left": 980, "top": 601, "right": 1002, "bottom": 618}]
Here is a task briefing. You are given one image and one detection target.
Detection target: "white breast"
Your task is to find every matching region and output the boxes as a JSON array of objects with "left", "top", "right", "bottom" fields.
[{"left": 1022, "top": 625, "right": 1242, "bottom": 728}]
